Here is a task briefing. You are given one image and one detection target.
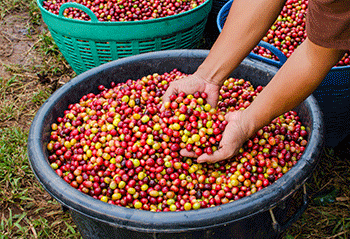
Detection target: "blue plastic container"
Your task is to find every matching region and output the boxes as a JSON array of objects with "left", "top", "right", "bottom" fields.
[
  {"left": 211, "top": 0, "right": 230, "bottom": 17},
  {"left": 217, "top": 0, "right": 350, "bottom": 147},
  {"left": 216, "top": 0, "right": 287, "bottom": 68}
]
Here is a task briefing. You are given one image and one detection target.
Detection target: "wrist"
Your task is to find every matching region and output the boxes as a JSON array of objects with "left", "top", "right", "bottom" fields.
[
  {"left": 239, "top": 108, "right": 263, "bottom": 139},
  {"left": 194, "top": 64, "right": 225, "bottom": 86},
  {"left": 225, "top": 109, "right": 258, "bottom": 142}
]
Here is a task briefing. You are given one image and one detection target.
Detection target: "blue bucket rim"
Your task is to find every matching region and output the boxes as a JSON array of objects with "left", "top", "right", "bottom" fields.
[{"left": 216, "top": 0, "right": 350, "bottom": 71}]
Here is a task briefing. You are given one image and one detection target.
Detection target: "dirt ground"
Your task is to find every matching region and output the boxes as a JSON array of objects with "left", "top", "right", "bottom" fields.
[
  {"left": 0, "top": 9, "right": 81, "bottom": 238},
  {"left": 0, "top": 11, "right": 73, "bottom": 128},
  {"left": 0, "top": 13, "right": 35, "bottom": 82}
]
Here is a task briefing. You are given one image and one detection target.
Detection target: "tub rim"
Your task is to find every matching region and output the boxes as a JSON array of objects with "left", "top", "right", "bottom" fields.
[{"left": 27, "top": 49, "right": 324, "bottom": 232}]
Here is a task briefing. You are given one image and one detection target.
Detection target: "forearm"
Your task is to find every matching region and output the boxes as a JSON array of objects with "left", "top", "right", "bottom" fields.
[
  {"left": 241, "top": 38, "right": 345, "bottom": 137},
  {"left": 196, "top": 0, "right": 286, "bottom": 84}
]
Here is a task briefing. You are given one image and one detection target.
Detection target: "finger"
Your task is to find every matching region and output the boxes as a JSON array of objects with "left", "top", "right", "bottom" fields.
[
  {"left": 180, "top": 149, "right": 198, "bottom": 158},
  {"left": 197, "top": 147, "right": 231, "bottom": 164},
  {"left": 206, "top": 94, "right": 218, "bottom": 109},
  {"left": 162, "top": 89, "right": 171, "bottom": 104},
  {"left": 225, "top": 111, "right": 236, "bottom": 121},
  {"left": 161, "top": 85, "right": 176, "bottom": 111}
]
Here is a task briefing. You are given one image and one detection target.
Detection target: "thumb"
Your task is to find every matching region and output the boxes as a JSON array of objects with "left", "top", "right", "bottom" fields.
[
  {"left": 206, "top": 93, "right": 219, "bottom": 109},
  {"left": 197, "top": 148, "right": 229, "bottom": 164},
  {"left": 180, "top": 148, "right": 198, "bottom": 158}
]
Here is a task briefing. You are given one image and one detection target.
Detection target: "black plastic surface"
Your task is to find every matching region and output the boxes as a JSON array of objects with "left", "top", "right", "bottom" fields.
[{"left": 28, "top": 49, "right": 324, "bottom": 239}]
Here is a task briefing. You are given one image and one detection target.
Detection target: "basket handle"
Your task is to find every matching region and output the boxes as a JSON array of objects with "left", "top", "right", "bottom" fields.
[
  {"left": 270, "top": 184, "right": 308, "bottom": 234},
  {"left": 58, "top": 2, "right": 99, "bottom": 22},
  {"left": 257, "top": 41, "right": 288, "bottom": 66}
]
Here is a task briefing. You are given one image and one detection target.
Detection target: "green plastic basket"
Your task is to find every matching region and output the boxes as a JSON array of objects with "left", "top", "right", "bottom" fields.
[{"left": 37, "top": 0, "right": 212, "bottom": 74}]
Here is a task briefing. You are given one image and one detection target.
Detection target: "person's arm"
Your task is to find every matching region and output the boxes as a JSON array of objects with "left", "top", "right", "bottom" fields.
[
  {"left": 195, "top": 38, "right": 345, "bottom": 163},
  {"left": 241, "top": 38, "right": 345, "bottom": 136},
  {"left": 161, "top": 0, "right": 286, "bottom": 108},
  {"left": 194, "top": 0, "right": 287, "bottom": 85}
]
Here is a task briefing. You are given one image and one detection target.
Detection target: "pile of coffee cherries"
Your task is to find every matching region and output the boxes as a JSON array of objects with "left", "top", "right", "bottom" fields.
[
  {"left": 47, "top": 69, "right": 309, "bottom": 212},
  {"left": 252, "top": 0, "right": 350, "bottom": 67},
  {"left": 42, "top": 0, "right": 206, "bottom": 22}
]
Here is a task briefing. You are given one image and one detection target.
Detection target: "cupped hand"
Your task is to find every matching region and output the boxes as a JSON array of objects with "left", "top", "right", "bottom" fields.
[
  {"left": 161, "top": 73, "right": 221, "bottom": 110},
  {"left": 180, "top": 110, "right": 250, "bottom": 164}
]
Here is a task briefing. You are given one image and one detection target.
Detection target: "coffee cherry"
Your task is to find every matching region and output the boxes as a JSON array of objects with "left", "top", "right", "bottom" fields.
[
  {"left": 252, "top": 0, "right": 350, "bottom": 66},
  {"left": 47, "top": 69, "right": 308, "bottom": 211},
  {"left": 43, "top": 0, "right": 207, "bottom": 22}
]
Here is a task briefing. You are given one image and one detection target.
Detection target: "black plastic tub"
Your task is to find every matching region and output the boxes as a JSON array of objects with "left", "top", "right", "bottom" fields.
[{"left": 28, "top": 49, "right": 324, "bottom": 239}]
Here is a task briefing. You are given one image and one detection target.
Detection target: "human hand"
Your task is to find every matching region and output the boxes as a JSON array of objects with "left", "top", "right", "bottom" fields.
[
  {"left": 161, "top": 73, "right": 221, "bottom": 110},
  {"left": 180, "top": 110, "right": 250, "bottom": 164}
]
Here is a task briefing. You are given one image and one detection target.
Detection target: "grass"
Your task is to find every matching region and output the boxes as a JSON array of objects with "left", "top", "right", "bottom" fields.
[
  {"left": 0, "top": 127, "right": 30, "bottom": 203},
  {"left": 0, "top": 126, "right": 81, "bottom": 239},
  {"left": 0, "top": 0, "right": 28, "bottom": 19},
  {"left": 0, "top": 0, "right": 349, "bottom": 238},
  {"left": 284, "top": 148, "right": 350, "bottom": 238},
  {"left": 31, "top": 88, "right": 51, "bottom": 104},
  {"left": 1, "top": 1, "right": 80, "bottom": 238}
]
